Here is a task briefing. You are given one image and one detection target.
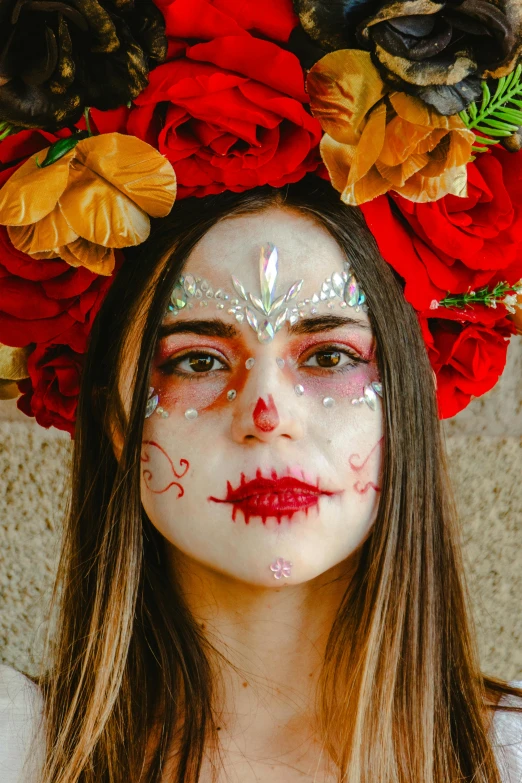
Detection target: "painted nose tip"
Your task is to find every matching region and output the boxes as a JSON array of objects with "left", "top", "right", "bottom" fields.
[{"left": 252, "top": 394, "right": 280, "bottom": 433}]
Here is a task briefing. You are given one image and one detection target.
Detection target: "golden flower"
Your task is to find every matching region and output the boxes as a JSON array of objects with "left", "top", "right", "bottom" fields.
[
  {"left": 0, "top": 344, "right": 29, "bottom": 400},
  {"left": 307, "top": 50, "right": 476, "bottom": 206},
  {"left": 0, "top": 133, "right": 177, "bottom": 275}
]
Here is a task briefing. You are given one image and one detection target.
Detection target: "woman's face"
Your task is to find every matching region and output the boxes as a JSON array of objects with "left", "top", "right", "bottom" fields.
[{"left": 140, "top": 207, "right": 383, "bottom": 586}]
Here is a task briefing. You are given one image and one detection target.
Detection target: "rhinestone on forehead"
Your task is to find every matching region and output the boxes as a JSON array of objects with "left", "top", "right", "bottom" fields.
[{"left": 166, "top": 243, "right": 367, "bottom": 343}]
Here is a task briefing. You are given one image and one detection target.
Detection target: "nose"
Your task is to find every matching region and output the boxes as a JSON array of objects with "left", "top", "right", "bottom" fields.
[{"left": 230, "top": 357, "right": 305, "bottom": 444}]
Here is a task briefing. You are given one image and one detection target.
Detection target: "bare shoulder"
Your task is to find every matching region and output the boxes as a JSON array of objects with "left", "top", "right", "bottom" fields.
[
  {"left": 0, "top": 664, "right": 45, "bottom": 782},
  {"left": 492, "top": 680, "right": 522, "bottom": 782}
]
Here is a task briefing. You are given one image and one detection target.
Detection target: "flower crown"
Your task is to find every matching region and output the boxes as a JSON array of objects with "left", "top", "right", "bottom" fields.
[{"left": 0, "top": 0, "right": 521, "bottom": 435}]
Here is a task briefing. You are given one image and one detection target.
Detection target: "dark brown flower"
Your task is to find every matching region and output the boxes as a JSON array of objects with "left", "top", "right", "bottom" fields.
[
  {"left": 293, "top": 0, "right": 522, "bottom": 115},
  {"left": 0, "top": 0, "right": 167, "bottom": 130}
]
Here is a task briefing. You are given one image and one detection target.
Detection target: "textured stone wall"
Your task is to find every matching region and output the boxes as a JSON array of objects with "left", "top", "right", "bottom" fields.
[{"left": 1, "top": 338, "right": 521, "bottom": 680}]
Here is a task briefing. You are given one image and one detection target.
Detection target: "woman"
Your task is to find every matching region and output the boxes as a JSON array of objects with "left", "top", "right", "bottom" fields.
[{"left": 1, "top": 178, "right": 521, "bottom": 782}]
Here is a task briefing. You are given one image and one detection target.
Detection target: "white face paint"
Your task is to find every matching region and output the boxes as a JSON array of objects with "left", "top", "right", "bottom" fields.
[{"left": 140, "top": 207, "right": 383, "bottom": 586}]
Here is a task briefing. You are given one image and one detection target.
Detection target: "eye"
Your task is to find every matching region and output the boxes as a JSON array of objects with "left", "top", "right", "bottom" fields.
[
  {"left": 160, "top": 351, "right": 228, "bottom": 377},
  {"left": 301, "top": 345, "right": 365, "bottom": 372}
]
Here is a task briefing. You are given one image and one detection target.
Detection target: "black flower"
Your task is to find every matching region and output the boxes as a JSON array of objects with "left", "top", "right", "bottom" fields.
[
  {"left": 0, "top": 0, "right": 167, "bottom": 130},
  {"left": 292, "top": 0, "right": 522, "bottom": 115}
]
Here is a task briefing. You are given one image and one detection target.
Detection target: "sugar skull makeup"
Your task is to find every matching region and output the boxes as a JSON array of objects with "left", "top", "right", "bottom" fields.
[{"left": 140, "top": 208, "right": 383, "bottom": 588}]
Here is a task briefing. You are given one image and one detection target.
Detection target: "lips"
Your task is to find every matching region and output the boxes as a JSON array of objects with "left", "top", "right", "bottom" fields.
[{"left": 208, "top": 469, "right": 342, "bottom": 524}]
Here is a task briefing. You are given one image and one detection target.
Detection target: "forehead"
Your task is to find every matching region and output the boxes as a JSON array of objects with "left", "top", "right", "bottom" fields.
[{"left": 182, "top": 206, "right": 346, "bottom": 290}]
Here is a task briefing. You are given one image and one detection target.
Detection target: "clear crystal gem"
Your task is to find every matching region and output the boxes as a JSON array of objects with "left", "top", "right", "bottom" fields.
[
  {"left": 145, "top": 390, "right": 159, "bottom": 418},
  {"left": 276, "top": 357, "right": 285, "bottom": 368},
  {"left": 294, "top": 384, "right": 304, "bottom": 396},
  {"left": 245, "top": 357, "right": 255, "bottom": 369},
  {"left": 274, "top": 309, "right": 287, "bottom": 331},
  {"left": 171, "top": 286, "right": 187, "bottom": 310},
  {"left": 227, "top": 390, "right": 237, "bottom": 401},
  {"left": 285, "top": 280, "right": 303, "bottom": 301},
  {"left": 322, "top": 397, "right": 335, "bottom": 408},
  {"left": 331, "top": 272, "right": 345, "bottom": 297},
  {"left": 183, "top": 275, "right": 197, "bottom": 296},
  {"left": 257, "top": 319, "right": 275, "bottom": 343},
  {"left": 364, "top": 386, "right": 378, "bottom": 411},
  {"left": 185, "top": 408, "right": 198, "bottom": 420},
  {"left": 246, "top": 308, "right": 258, "bottom": 331},
  {"left": 235, "top": 313, "right": 244, "bottom": 323},
  {"left": 232, "top": 276, "right": 248, "bottom": 300}
]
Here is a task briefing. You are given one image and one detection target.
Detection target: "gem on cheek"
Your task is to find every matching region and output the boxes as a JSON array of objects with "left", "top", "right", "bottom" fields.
[
  {"left": 227, "top": 389, "right": 237, "bottom": 401},
  {"left": 245, "top": 357, "right": 255, "bottom": 370},
  {"left": 323, "top": 397, "right": 335, "bottom": 408},
  {"left": 276, "top": 357, "right": 285, "bottom": 368},
  {"left": 294, "top": 384, "right": 305, "bottom": 396},
  {"left": 185, "top": 408, "right": 198, "bottom": 420}
]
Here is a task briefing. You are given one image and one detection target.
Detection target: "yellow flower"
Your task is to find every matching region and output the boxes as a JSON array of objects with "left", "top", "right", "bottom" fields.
[
  {"left": 0, "top": 344, "right": 29, "bottom": 400},
  {"left": 307, "top": 50, "right": 475, "bottom": 206},
  {"left": 0, "top": 133, "right": 177, "bottom": 275}
]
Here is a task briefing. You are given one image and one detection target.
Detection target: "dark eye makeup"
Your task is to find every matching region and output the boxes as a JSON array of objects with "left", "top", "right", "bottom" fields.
[{"left": 158, "top": 343, "right": 368, "bottom": 381}]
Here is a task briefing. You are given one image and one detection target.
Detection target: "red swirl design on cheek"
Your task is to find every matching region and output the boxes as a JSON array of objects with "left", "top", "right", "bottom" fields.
[
  {"left": 141, "top": 440, "right": 189, "bottom": 497},
  {"left": 348, "top": 437, "right": 383, "bottom": 495}
]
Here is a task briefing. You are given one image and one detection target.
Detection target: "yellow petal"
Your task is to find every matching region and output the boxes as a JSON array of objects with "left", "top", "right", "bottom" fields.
[
  {"left": 307, "top": 50, "right": 387, "bottom": 145},
  {"left": 380, "top": 115, "right": 432, "bottom": 165},
  {"left": 59, "top": 239, "right": 116, "bottom": 276},
  {"left": 59, "top": 163, "right": 150, "bottom": 248},
  {"left": 74, "top": 133, "right": 176, "bottom": 217},
  {"left": 342, "top": 166, "right": 391, "bottom": 206},
  {"left": 348, "top": 102, "right": 387, "bottom": 185},
  {"left": 0, "top": 342, "right": 29, "bottom": 399},
  {"left": 375, "top": 153, "right": 427, "bottom": 187},
  {"left": 319, "top": 134, "right": 357, "bottom": 194},
  {"left": 390, "top": 92, "right": 469, "bottom": 131},
  {"left": 398, "top": 165, "right": 468, "bottom": 202},
  {"left": 0, "top": 380, "right": 21, "bottom": 400},
  {"left": 0, "top": 148, "right": 75, "bottom": 225},
  {"left": 7, "top": 203, "right": 77, "bottom": 256},
  {"left": 0, "top": 344, "right": 30, "bottom": 381}
]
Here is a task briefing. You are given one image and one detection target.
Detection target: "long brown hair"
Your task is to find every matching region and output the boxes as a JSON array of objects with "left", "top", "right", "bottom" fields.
[{"left": 34, "top": 176, "right": 521, "bottom": 782}]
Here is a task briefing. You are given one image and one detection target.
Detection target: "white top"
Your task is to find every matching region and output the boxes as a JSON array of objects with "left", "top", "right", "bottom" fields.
[{"left": 0, "top": 663, "right": 521, "bottom": 782}]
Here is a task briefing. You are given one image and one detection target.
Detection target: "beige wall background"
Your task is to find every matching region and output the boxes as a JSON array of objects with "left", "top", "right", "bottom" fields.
[{"left": 1, "top": 338, "right": 521, "bottom": 680}]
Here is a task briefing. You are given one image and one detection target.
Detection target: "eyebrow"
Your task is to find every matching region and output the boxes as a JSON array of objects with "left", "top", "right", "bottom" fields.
[{"left": 158, "top": 314, "right": 371, "bottom": 340}]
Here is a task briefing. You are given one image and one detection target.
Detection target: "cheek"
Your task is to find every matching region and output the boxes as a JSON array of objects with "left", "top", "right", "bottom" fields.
[
  {"left": 150, "top": 369, "right": 243, "bottom": 415},
  {"left": 298, "top": 363, "right": 380, "bottom": 399}
]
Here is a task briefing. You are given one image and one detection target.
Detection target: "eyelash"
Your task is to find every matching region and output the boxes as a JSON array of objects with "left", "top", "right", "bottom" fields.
[{"left": 159, "top": 344, "right": 367, "bottom": 380}]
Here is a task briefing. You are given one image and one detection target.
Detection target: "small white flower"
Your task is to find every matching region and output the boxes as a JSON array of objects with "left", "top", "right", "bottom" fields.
[
  {"left": 429, "top": 299, "right": 439, "bottom": 310},
  {"left": 503, "top": 294, "right": 519, "bottom": 314}
]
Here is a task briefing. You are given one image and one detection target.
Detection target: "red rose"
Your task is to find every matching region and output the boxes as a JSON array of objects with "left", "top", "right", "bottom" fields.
[
  {"left": 418, "top": 306, "right": 516, "bottom": 418},
  {"left": 361, "top": 148, "right": 522, "bottom": 310},
  {"left": 127, "top": 0, "right": 322, "bottom": 197},
  {"left": 0, "top": 227, "right": 113, "bottom": 348},
  {"left": 0, "top": 128, "right": 63, "bottom": 187},
  {"left": 17, "top": 344, "right": 82, "bottom": 436}
]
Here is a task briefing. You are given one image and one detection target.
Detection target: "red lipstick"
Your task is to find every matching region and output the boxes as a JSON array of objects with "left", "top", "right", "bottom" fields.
[{"left": 209, "top": 469, "right": 342, "bottom": 524}]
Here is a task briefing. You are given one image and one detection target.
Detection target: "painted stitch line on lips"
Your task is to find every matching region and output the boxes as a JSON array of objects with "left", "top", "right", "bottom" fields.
[{"left": 208, "top": 468, "right": 343, "bottom": 525}]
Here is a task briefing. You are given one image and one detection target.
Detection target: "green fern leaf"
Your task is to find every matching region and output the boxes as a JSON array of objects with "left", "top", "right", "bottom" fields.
[{"left": 458, "top": 62, "right": 522, "bottom": 155}]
